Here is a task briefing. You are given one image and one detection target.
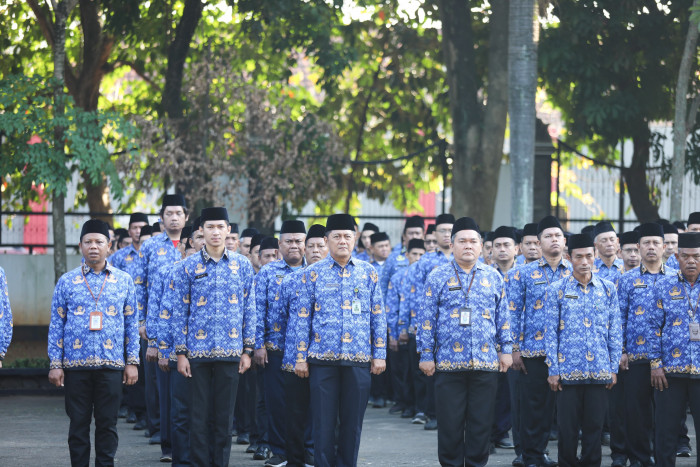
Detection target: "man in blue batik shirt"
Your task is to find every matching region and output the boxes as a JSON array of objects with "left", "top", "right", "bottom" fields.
[
  {"left": 508, "top": 215, "right": 572, "bottom": 467},
  {"left": 418, "top": 216, "right": 513, "bottom": 467},
  {"left": 171, "top": 207, "right": 255, "bottom": 467},
  {"left": 544, "top": 234, "right": 622, "bottom": 467},
  {"left": 368, "top": 230, "right": 392, "bottom": 407},
  {"left": 293, "top": 213, "right": 387, "bottom": 467},
  {"left": 650, "top": 232, "right": 700, "bottom": 467},
  {"left": 662, "top": 222, "right": 680, "bottom": 270},
  {"left": 134, "top": 194, "right": 188, "bottom": 453},
  {"left": 592, "top": 221, "right": 624, "bottom": 284},
  {"left": 253, "top": 219, "right": 307, "bottom": 467},
  {"left": 381, "top": 215, "right": 425, "bottom": 297},
  {"left": 48, "top": 219, "right": 140, "bottom": 466},
  {"left": 0, "top": 266, "right": 12, "bottom": 367},
  {"left": 282, "top": 223, "right": 328, "bottom": 467},
  {"left": 354, "top": 222, "right": 379, "bottom": 262}
]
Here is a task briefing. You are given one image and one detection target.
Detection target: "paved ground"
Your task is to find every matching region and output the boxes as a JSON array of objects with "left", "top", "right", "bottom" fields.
[{"left": 0, "top": 395, "right": 695, "bottom": 466}]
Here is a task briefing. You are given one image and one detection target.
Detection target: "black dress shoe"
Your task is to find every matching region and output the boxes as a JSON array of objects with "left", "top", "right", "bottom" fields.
[
  {"left": 496, "top": 438, "right": 515, "bottom": 449},
  {"left": 118, "top": 406, "right": 128, "bottom": 418},
  {"left": 236, "top": 432, "right": 250, "bottom": 445},
  {"left": 424, "top": 418, "right": 438, "bottom": 430},
  {"left": 611, "top": 459, "right": 626, "bottom": 467},
  {"left": 401, "top": 407, "right": 415, "bottom": 418},
  {"left": 126, "top": 412, "right": 137, "bottom": 424},
  {"left": 253, "top": 445, "right": 271, "bottom": 460},
  {"left": 388, "top": 404, "right": 403, "bottom": 415},
  {"left": 373, "top": 397, "right": 386, "bottom": 408},
  {"left": 149, "top": 433, "right": 162, "bottom": 445},
  {"left": 160, "top": 453, "right": 172, "bottom": 462},
  {"left": 512, "top": 455, "right": 524, "bottom": 467},
  {"left": 542, "top": 453, "right": 558, "bottom": 467},
  {"left": 677, "top": 445, "right": 692, "bottom": 457},
  {"left": 246, "top": 444, "right": 258, "bottom": 454}
]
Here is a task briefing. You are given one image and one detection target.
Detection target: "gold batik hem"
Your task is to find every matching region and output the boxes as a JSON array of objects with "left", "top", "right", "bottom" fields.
[
  {"left": 187, "top": 348, "right": 243, "bottom": 359},
  {"left": 308, "top": 350, "right": 372, "bottom": 364},
  {"left": 61, "top": 357, "right": 126, "bottom": 369},
  {"left": 520, "top": 350, "right": 546, "bottom": 358},
  {"left": 559, "top": 369, "right": 613, "bottom": 382},
  {"left": 436, "top": 361, "right": 499, "bottom": 372}
]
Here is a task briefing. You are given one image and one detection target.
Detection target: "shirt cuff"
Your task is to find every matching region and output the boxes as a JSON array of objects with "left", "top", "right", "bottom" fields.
[
  {"left": 650, "top": 358, "right": 663, "bottom": 370},
  {"left": 419, "top": 350, "right": 434, "bottom": 363}
]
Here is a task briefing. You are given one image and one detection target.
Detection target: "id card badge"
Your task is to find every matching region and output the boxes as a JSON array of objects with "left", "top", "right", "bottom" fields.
[
  {"left": 352, "top": 299, "right": 362, "bottom": 315},
  {"left": 690, "top": 322, "right": 700, "bottom": 342},
  {"left": 459, "top": 307, "right": 472, "bottom": 327},
  {"left": 89, "top": 311, "right": 103, "bottom": 331}
]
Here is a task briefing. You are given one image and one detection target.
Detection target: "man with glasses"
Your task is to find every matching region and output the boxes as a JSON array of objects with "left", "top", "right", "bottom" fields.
[{"left": 424, "top": 224, "right": 438, "bottom": 253}]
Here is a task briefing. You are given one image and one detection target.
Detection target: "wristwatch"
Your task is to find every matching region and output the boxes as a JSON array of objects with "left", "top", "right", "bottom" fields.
[{"left": 243, "top": 348, "right": 254, "bottom": 358}]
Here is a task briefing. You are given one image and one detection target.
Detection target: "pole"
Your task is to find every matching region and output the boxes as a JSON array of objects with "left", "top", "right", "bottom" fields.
[
  {"left": 555, "top": 141, "right": 561, "bottom": 219},
  {"left": 619, "top": 140, "right": 625, "bottom": 232},
  {"left": 440, "top": 139, "right": 448, "bottom": 214}
]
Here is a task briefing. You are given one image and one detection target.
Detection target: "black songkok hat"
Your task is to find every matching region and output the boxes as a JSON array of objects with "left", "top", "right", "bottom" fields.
[
  {"left": 661, "top": 222, "right": 678, "bottom": 235},
  {"left": 407, "top": 239, "right": 425, "bottom": 251},
  {"left": 260, "top": 237, "right": 279, "bottom": 251},
  {"left": 326, "top": 214, "right": 355, "bottom": 232},
  {"left": 180, "top": 226, "right": 193, "bottom": 241},
  {"left": 435, "top": 213, "right": 456, "bottom": 226},
  {"left": 80, "top": 219, "right": 110, "bottom": 240},
  {"left": 537, "top": 215, "right": 562, "bottom": 234},
  {"left": 370, "top": 232, "right": 390, "bottom": 245},
  {"left": 492, "top": 226, "right": 518, "bottom": 242},
  {"left": 250, "top": 234, "right": 264, "bottom": 250},
  {"left": 581, "top": 225, "right": 595, "bottom": 239},
  {"left": 306, "top": 224, "right": 326, "bottom": 241},
  {"left": 451, "top": 217, "right": 481, "bottom": 237},
  {"left": 129, "top": 213, "right": 148, "bottom": 226},
  {"left": 281, "top": 220, "right": 306, "bottom": 235},
  {"left": 619, "top": 231, "right": 640, "bottom": 246},
  {"left": 139, "top": 225, "right": 153, "bottom": 238},
  {"left": 162, "top": 194, "right": 186, "bottom": 209},
  {"left": 362, "top": 222, "right": 379, "bottom": 233},
  {"left": 241, "top": 227, "right": 259, "bottom": 239},
  {"left": 230, "top": 223, "right": 239, "bottom": 234},
  {"left": 152, "top": 222, "right": 162, "bottom": 233},
  {"left": 688, "top": 212, "right": 700, "bottom": 226},
  {"left": 568, "top": 233, "right": 594, "bottom": 252},
  {"left": 404, "top": 215, "right": 425, "bottom": 230},
  {"left": 678, "top": 232, "right": 700, "bottom": 249},
  {"left": 638, "top": 222, "right": 664, "bottom": 239},
  {"left": 200, "top": 207, "right": 229, "bottom": 223},
  {"left": 593, "top": 221, "right": 615, "bottom": 238},
  {"left": 522, "top": 223, "right": 539, "bottom": 238},
  {"left": 426, "top": 224, "right": 436, "bottom": 235},
  {"left": 484, "top": 231, "right": 495, "bottom": 242},
  {"left": 673, "top": 221, "right": 686, "bottom": 231},
  {"left": 114, "top": 228, "right": 128, "bottom": 238}
]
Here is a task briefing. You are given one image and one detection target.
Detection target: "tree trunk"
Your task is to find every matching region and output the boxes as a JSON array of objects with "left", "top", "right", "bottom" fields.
[
  {"left": 508, "top": 0, "right": 537, "bottom": 227},
  {"left": 624, "top": 126, "right": 660, "bottom": 223},
  {"left": 52, "top": 0, "right": 78, "bottom": 282},
  {"left": 440, "top": 0, "right": 509, "bottom": 230},
  {"left": 671, "top": 0, "right": 700, "bottom": 222}
]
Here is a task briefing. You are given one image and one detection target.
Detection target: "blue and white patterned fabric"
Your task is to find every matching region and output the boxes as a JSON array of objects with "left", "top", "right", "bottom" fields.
[
  {"left": 281, "top": 269, "right": 306, "bottom": 372},
  {"left": 0, "top": 267, "right": 12, "bottom": 360},
  {"left": 109, "top": 244, "right": 139, "bottom": 276},
  {"left": 48, "top": 263, "right": 140, "bottom": 370},
  {"left": 255, "top": 258, "right": 306, "bottom": 351},
  {"left": 170, "top": 248, "right": 256, "bottom": 361},
  {"left": 385, "top": 268, "right": 409, "bottom": 340},
  {"left": 666, "top": 254, "right": 680, "bottom": 270},
  {"left": 147, "top": 263, "right": 178, "bottom": 361},
  {"left": 505, "top": 257, "right": 572, "bottom": 355},
  {"left": 352, "top": 249, "right": 370, "bottom": 262},
  {"left": 593, "top": 257, "right": 624, "bottom": 284},
  {"left": 618, "top": 264, "right": 676, "bottom": 362},
  {"left": 417, "top": 260, "right": 513, "bottom": 371},
  {"left": 649, "top": 271, "right": 700, "bottom": 376},
  {"left": 134, "top": 234, "right": 181, "bottom": 330},
  {"left": 398, "top": 261, "right": 422, "bottom": 336},
  {"left": 515, "top": 255, "right": 526, "bottom": 266},
  {"left": 544, "top": 274, "right": 622, "bottom": 384},
  {"left": 293, "top": 255, "right": 387, "bottom": 367},
  {"left": 380, "top": 247, "right": 409, "bottom": 297}
]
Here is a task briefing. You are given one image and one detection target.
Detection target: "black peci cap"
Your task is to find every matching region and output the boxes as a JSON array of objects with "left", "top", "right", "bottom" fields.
[
  {"left": 200, "top": 207, "right": 229, "bottom": 223},
  {"left": 678, "top": 232, "right": 700, "bottom": 249},
  {"left": 306, "top": 224, "right": 326, "bottom": 241},
  {"left": 326, "top": 214, "right": 355, "bottom": 232},
  {"left": 567, "top": 233, "right": 594, "bottom": 253},
  {"left": 370, "top": 232, "right": 390, "bottom": 245},
  {"left": 407, "top": 239, "right": 425, "bottom": 251},
  {"left": 80, "top": 219, "right": 110, "bottom": 241},
  {"left": 260, "top": 237, "right": 279, "bottom": 251},
  {"left": 452, "top": 217, "right": 481, "bottom": 238},
  {"left": 537, "top": 216, "right": 563, "bottom": 235},
  {"left": 129, "top": 213, "right": 149, "bottom": 226},
  {"left": 619, "top": 231, "right": 640, "bottom": 247},
  {"left": 280, "top": 220, "right": 306, "bottom": 235}
]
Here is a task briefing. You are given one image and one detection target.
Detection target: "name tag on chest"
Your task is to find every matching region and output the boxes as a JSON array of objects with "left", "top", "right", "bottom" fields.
[
  {"left": 325, "top": 283, "right": 339, "bottom": 290},
  {"left": 195, "top": 273, "right": 208, "bottom": 279},
  {"left": 690, "top": 322, "right": 700, "bottom": 341},
  {"left": 352, "top": 299, "right": 362, "bottom": 315},
  {"left": 459, "top": 307, "right": 471, "bottom": 326},
  {"left": 89, "top": 311, "right": 103, "bottom": 331}
]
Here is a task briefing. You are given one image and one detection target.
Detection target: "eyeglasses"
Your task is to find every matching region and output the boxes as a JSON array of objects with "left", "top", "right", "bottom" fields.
[
  {"left": 436, "top": 229, "right": 452, "bottom": 235},
  {"left": 424, "top": 240, "right": 438, "bottom": 245}
]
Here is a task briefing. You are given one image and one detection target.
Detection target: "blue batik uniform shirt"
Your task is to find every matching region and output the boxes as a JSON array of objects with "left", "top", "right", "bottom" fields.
[
  {"left": 48, "top": 262, "right": 140, "bottom": 370},
  {"left": 149, "top": 264, "right": 179, "bottom": 361},
  {"left": 381, "top": 247, "right": 409, "bottom": 297},
  {"left": 385, "top": 268, "right": 409, "bottom": 340},
  {"left": 0, "top": 267, "right": 12, "bottom": 360},
  {"left": 506, "top": 257, "right": 572, "bottom": 355},
  {"left": 649, "top": 271, "right": 700, "bottom": 377},
  {"left": 418, "top": 260, "right": 513, "bottom": 371},
  {"left": 544, "top": 274, "right": 622, "bottom": 384},
  {"left": 398, "top": 261, "right": 422, "bottom": 337},
  {"left": 109, "top": 244, "right": 140, "bottom": 276},
  {"left": 666, "top": 254, "right": 680, "bottom": 270},
  {"left": 281, "top": 268, "right": 306, "bottom": 372},
  {"left": 170, "top": 248, "right": 256, "bottom": 361},
  {"left": 618, "top": 263, "right": 676, "bottom": 363},
  {"left": 134, "top": 233, "right": 181, "bottom": 330},
  {"left": 593, "top": 257, "right": 624, "bottom": 284},
  {"left": 293, "top": 255, "right": 387, "bottom": 367},
  {"left": 255, "top": 258, "right": 306, "bottom": 351}
]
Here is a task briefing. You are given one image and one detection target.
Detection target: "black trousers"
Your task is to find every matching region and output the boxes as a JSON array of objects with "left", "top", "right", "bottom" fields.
[
  {"left": 234, "top": 365, "right": 256, "bottom": 437},
  {"left": 310, "top": 364, "right": 371, "bottom": 467},
  {"left": 654, "top": 377, "right": 700, "bottom": 467},
  {"left": 507, "top": 368, "right": 523, "bottom": 456},
  {"left": 520, "top": 357, "right": 556, "bottom": 466},
  {"left": 409, "top": 335, "right": 427, "bottom": 414},
  {"left": 189, "top": 360, "right": 240, "bottom": 467},
  {"left": 142, "top": 339, "right": 160, "bottom": 436},
  {"left": 263, "top": 352, "right": 286, "bottom": 456},
  {"left": 254, "top": 367, "right": 269, "bottom": 448},
  {"left": 284, "top": 371, "right": 313, "bottom": 467},
  {"left": 389, "top": 345, "right": 412, "bottom": 409},
  {"left": 491, "top": 372, "right": 512, "bottom": 443},
  {"left": 169, "top": 362, "right": 191, "bottom": 467},
  {"left": 64, "top": 369, "right": 123, "bottom": 467},
  {"left": 434, "top": 370, "right": 499, "bottom": 467},
  {"left": 609, "top": 368, "right": 627, "bottom": 463},
  {"left": 557, "top": 384, "right": 608, "bottom": 467},
  {"left": 125, "top": 359, "right": 146, "bottom": 419},
  {"left": 624, "top": 362, "right": 654, "bottom": 466}
]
